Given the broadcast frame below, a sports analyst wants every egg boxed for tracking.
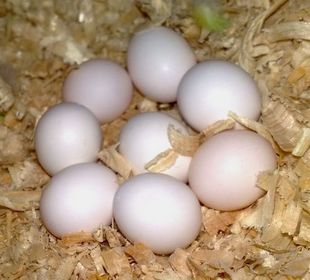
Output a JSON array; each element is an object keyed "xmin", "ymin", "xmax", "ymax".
[
  {"xmin": 119, "ymin": 112, "xmax": 191, "ymax": 182},
  {"xmin": 113, "ymin": 173, "xmax": 202, "ymax": 254},
  {"xmin": 62, "ymin": 58, "xmax": 133, "ymax": 123},
  {"xmin": 177, "ymin": 59, "xmax": 262, "ymax": 131},
  {"xmin": 188, "ymin": 130, "xmax": 277, "ymax": 211},
  {"xmin": 127, "ymin": 26, "xmax": 196, "ymax": 103},
  {"xmin": 35, "ymin": 102, "xmax": 102, "ymax": 175},
  {"xmin": 40, "ymin": 162, "xmax": 118, "ymax": 238}
]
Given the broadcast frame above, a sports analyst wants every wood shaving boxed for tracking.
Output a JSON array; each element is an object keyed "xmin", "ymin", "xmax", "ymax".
[
  {"xmin": 0, "ymin": 75, "xmax": 15, "ymax": 114},
  {"xmin": 98, "ymin": 145, "xmax": 134, "ymax": 180},
  {"xmin": 8, "ymin": 160, "xmax": 49, "ymax": 190},
  {"xmin": 201, "ymin": 118, "xmax": 235, "ymax": 139},
  {"xmin": 0, "ymin": 125, "xmax": 28, "ymax": 165},
  {"xmin": 145, "ymin": 149, "xmax": 179, "ymax": 173},
  {"xmin": 167, "ymin": 124, "xmax": 200, "ymax": 156},
  {"xmin": 101, "ymin": 247, "xmax": 131, "ymax": 278},
  {"xmin": 263, "ymin": 21, "xmax": 310, "ymax": 42},
  {"xmin": 59, "ymin": 232, "xmax": 95, "ymax": 246},
  {"xmin": 261, "ymin": 96, "xmax": 309, "ymax": 155},
  {"xmin": 229, "ymin": 111, "xmax": 281, "ymax": 154},
  {"xmin": 0, "ymin": 190, "xmax": 40, "ymax": 211}
]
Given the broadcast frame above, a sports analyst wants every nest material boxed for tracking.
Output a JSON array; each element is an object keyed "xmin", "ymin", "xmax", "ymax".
[{"xmin": 0, "ymin": 0, "xmax": 310, "ymax": 279}]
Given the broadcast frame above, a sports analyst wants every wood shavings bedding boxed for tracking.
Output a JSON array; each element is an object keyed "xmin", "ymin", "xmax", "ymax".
[{"xmin": 0, "ymin": 0, "xmax": 310, "ymax": 279}]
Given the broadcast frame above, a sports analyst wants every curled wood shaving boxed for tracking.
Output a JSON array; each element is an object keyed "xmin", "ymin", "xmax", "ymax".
[
  {"xmin": 261, "ymin": 97, "xmax": 308, "ymax": 155},
  {"xmin": 292, "ymin": 128, "xmax": 310, "ymax": 157},
  {"xmin": 98, "ymin": 145, "xmax": 134, "ymax": 179},
  {"xmin": 0, "ymin": 190, "xmax": 40, "ymax": 211},
  {"xmin": 228, "ymin": 111, "xmax": 281, "ymax": 154},
  {"xmin": 239, "ymin": 172, "xmax": 278, "ymax": 229},
  {"xmin": 167, "ymin": 124, "xmax": 200, "ymax": 156},
  {"xmin": 263, "ymin": 21, "xmax": 310, "ymax": 42},
  {"xmin": 238, "ymin": 0, "xmax": 288, "ymax": 73},
  {"xmin": 201, "ymin": 118, "xmax": 235, "ymax": 141},
  {"xmin": 145, "ymin": 148, "xmax": 179, "ymax": 173}
]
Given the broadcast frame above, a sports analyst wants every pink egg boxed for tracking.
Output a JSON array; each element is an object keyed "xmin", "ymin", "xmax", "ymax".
[
  {"xmin": 188, "ymin": 130, "xmax": 277, "ymax": 211},
  {"xmin": 63, "ymin": 59, "xmax": 133, "ymax": 123}
]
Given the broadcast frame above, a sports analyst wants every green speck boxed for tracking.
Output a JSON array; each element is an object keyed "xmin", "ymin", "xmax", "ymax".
[{"xmin": 193, "ymin": 0, "xmax": 229, "ymax": 32}]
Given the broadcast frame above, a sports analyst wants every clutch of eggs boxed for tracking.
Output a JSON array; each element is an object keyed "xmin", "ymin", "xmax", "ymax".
[{"xmin": 35, "ymin": 25, "xmax": 279, "ymax": 255}]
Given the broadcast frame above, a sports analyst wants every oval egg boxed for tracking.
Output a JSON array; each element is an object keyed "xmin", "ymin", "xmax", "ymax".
[
  {"xmin": 188, "ymin": 130, "xmax": 277, "ymax": 211},
  {"xmin": 63, "ymin": 58, "xmax": 133, "ymax": 123},
  {"xmin": 35, "ymin": 102, "xmax": 102, "ymax": 175},
  {"xmin": 113, "ymin": 173, "xmax": 202, "ymax": 254},
  {"xmin": 40, "ymin": 162, "xmax": 118, "ymax": 238},
  {"xmin": 177, "ymin": 59, "xmax": 262, "ymax": 131},
  {"xmin": 127, "ymin": 26, "xmax": 196, "ymax": 103}
]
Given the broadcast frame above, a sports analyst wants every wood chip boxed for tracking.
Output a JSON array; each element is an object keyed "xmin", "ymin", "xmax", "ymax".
[
  {"xmin": 98, "ymin": 145, "xmax": 134, "ymax": 179},
  {"xmin": 145, "ymin": 149, "xmax": 179, "ymax": 173}
]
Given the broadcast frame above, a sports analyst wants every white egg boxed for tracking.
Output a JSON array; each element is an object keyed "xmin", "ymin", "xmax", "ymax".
[
  {"xmin": 35, "ymin": 102, "xmax": 102, "ymax": 175},
  {"xmin": 177, "ymin": 59, "xmax": 262, "ymax": 131},
  {"xmin": 189, "ymin": 130, "xmax": 277, "ymax": 211},
  {"xmin": 63, "ymin": 58, "xmax": 133, "ymax": 123},
  {"xmin": 40, "ymin": 162, "xmax": 118, "ymax": 238},
  {"xmin": 113, "ymin": 173, "xmax": 202, "ymax": 254},
  {"xmin": 127, "ymin": 26, "xmax": 196, "ymax": 103},
  {"xmin": 119, "ymin": 112, "xmax": 191, "ymax": 182}
]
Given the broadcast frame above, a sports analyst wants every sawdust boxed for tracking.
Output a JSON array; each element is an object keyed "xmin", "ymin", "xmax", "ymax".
[{"xmin": 0, "ymin": 0, "xmax": 309, "ymax": 279}]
